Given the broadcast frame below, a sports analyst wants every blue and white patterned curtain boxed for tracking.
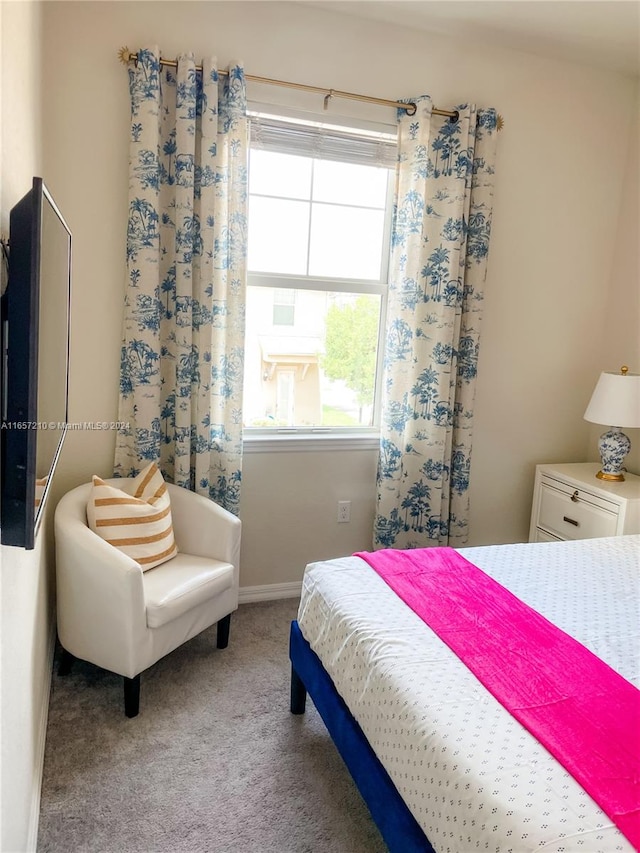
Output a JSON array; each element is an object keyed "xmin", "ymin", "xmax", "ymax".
[
  {"xmin": 115, "ymin": 47, "xmax": 248, "ymax": 515},
  {"xmin": 375, "ymin": 97, "xmax": 498, "ymax": 549}
]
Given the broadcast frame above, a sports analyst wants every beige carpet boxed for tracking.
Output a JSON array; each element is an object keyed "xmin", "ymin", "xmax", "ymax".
[{"xmin": 36, "ymin": 598, "xmax": 386, "ymax": 853}]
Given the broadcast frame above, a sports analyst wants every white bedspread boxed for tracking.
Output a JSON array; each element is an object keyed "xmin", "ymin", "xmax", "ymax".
[{"xmin": 297, "ymin": 535, "xmax": 640, "ymax": 853}]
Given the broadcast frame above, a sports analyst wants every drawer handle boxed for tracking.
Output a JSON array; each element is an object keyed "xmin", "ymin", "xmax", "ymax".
[
  {"xmin": 563, "ymin": 516, "xmax": 579, "ymax": 527},
  {"xmin": 570, "ymin": 490, "xmax": 579, "ymax": 503}
]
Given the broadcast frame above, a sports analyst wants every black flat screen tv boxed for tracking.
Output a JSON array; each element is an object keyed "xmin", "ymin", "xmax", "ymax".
[{"xmin": 1, "ymin": 177, "xmax": 72, "ymax": 548}]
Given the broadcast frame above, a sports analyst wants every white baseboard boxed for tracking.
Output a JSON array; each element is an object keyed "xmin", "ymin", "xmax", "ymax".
[
  {"xmin": 239, "ymin": 581, "xmax": 302, "ymax": 603},
  {"xmin": 27, "ymin": 618, "xmax": 56, "ymax": 853}
]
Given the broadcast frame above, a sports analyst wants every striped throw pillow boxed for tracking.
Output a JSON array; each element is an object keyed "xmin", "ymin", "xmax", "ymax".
[
  {"xmin": 35, "ymin": 476, "xmax": 48, "ymax": 511},
  {"xmin": 86, "ymin": 462, "xmax": 178, "ymax": 570}
]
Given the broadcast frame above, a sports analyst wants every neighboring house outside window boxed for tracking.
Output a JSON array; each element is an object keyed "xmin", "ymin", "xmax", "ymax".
[{"xmin": 244, "ymin": 110, "xmax": 396, "ymax": 437}]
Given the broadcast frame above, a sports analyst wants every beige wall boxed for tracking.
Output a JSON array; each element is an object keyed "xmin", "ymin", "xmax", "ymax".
[
  {"xmin": 39, "ymin": 1, "xmax": 638, "ymax": 587},
  {"xmin": 587, "ymin": 95, "xmax": 640, "ymax": 475},
  {"xmin": 0, "ymin": 5, "xmax": 55, "ymax": 852},
  {"xmin": 242, "ymin": 446, "xmax": 378, "ymax": 586}
]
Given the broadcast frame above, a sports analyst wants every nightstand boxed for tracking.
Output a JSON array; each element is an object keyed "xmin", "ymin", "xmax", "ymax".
[{"xmin": 529, "ymin": 462, "xmax": 640, "ymax": 543}]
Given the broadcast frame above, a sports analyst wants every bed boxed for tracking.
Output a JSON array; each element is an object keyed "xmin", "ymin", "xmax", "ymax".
[{"xmin": 289, "ymin": 535, "xmax": 639, "ymax": 853}]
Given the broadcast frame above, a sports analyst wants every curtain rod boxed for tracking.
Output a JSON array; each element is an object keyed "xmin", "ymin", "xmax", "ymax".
[{"xmin": 118, "ymin": 47, "xmax": 461, "ymax": 121}]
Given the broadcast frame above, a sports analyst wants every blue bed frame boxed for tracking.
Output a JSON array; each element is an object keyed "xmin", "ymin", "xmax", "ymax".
[{"xmin": 289, "ymin": 619, "xmax": 435, "ymax": 853}]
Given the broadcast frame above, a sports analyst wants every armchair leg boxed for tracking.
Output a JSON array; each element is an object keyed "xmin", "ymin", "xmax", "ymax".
[
  {"xmin": 217, "ymin": 613, "xmax": 231, "ymax": 649},
  {"xmin": 123, "ymin": 675, "xmax": 140, "ymax": 718},
  {"xmin": 58, "ymin": 649, "xmax": 75, "ymax": 676}
]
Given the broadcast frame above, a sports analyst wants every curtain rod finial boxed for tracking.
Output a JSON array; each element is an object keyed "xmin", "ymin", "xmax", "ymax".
[
  {"xmin": 497, "ymin": 114, "xmax": 505, "ymax": 131},
  {"xmin": 118, "ymin": 46, "xmax": 131, "ymax": 65}
]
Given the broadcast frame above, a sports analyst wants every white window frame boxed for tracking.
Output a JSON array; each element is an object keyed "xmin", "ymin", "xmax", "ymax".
[{"xmin": 243, "ymin": 106, "xmax": 397, "ymax": 452}]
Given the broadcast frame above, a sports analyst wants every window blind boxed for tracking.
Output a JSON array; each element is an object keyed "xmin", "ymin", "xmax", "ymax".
[{"xmin": 249, "ymin": 114, "xmax": 398, "ymax": 169}]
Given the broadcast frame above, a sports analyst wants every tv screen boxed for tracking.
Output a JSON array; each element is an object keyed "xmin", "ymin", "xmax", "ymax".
[{"xmin": 1, "ymin": 177, "xmax": 71, "ymax": 548}]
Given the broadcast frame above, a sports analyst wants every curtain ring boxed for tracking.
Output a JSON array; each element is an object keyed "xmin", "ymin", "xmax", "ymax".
[{"xmin": 405, "ymin": 102, "xmax": 417, "ymax": 117}]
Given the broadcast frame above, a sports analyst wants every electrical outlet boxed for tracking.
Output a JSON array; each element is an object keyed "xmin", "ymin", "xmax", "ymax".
[{"xmin": 337, "ymin": 500, "xmax": 351, "ymax": 523}]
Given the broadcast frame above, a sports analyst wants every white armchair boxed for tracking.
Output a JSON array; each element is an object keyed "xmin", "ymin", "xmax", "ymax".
[{"xmin": 54, "ymin": 478, "xmax": 241, "ymax": 717}]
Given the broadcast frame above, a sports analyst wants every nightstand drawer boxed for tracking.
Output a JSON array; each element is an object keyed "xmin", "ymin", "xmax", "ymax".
[
  {"xmin": 538, "ymin": 480, "xmax": 618, "ymax": 540},
  {"xmin": 533, "ymin": 528, "xmax": 563, "ymax": 543}
]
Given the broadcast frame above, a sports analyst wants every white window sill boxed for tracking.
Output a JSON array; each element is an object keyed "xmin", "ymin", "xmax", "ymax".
[{"xmin": 242, "ymin": 432, "xmax": 380, "ymax": 453}]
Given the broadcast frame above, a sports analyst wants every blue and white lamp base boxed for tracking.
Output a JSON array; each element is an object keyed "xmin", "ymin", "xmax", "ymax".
[{"xmin": 596, "ymin": 427, "xmax": 631, "ymax": 481}]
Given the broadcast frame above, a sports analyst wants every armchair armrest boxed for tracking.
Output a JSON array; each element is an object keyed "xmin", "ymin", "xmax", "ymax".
[
  {"xmin": 55, "ymin": 486, "xmax": 148, "ymax": 676},
  {"xmin": 166, "ymin": 484, "xmax": 241, "ymax": 569}
]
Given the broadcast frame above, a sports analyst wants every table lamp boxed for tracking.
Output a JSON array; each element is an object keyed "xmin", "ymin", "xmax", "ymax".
[{"xmin": 583, "ymin": 366, "xmax": 640, "ymax": 481}]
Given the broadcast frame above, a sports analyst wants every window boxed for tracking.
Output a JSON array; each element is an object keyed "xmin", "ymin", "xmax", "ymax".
[
  {"xmin": 243, "ymin": 111, "xmax": 396, "ymax": 434},
  {"xmin": 273, "ymin": 288, "xmax": 295, "ymax": 326}
]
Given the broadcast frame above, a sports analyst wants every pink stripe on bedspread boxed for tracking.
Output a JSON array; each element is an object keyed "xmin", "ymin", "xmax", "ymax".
[{"xmin": 354, "ymin": 547, "xmax": 640, "ymax": 849}]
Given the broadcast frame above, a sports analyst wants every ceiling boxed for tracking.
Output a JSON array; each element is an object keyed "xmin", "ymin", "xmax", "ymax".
[{"xmin": 306, "ymin": 1, "xmax": 640, "ymax": 77}]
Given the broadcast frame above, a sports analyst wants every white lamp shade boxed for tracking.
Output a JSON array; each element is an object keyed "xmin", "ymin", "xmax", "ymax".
[{"xmin": 583, "ymin": 371, "xmax": 640, "ymax": 428}]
